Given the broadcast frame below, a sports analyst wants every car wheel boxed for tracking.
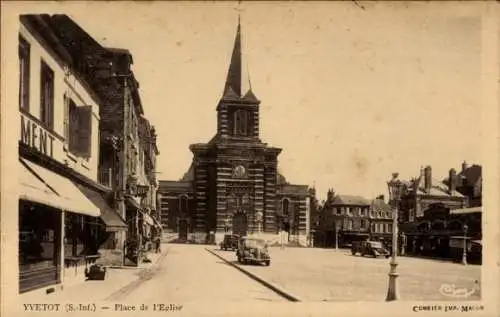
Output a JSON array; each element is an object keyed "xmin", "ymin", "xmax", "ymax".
[
  {"xmin": 264, "ymin": 260, "xmax": 270, "ymax": 266},
  {"xmin": 351, "ymin": 250, "xmax": 356, "ymax": 255}
]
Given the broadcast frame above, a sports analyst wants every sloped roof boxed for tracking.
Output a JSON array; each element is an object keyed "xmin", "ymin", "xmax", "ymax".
[
  {"xmin": 180, "ymin": 163, "xmax": 195, "ymax": 182},
  {"xmin": 221, "ymin": 17, "xmax": 259, "ymax": 103},
  {"xmin": 277, "ymin": 172, "xmax": 288, "ymax": 185},
  {"xmin": 410, "ymin": 175, "xmax": 464, "ymax": 198},
  {"xmin": 330, "ymin": 195, "xmax": 371, "ymax": 206},
  {"xmin": 370, "ymin": 198, "xmax": 392, "ymax": 214},
  {"xmin": 458, "ymin": 165, "xmax": 482, "ymax": 187},
  {"xmin": 281, "ymin": 184, "xmax": 308, "ymax": 196}
]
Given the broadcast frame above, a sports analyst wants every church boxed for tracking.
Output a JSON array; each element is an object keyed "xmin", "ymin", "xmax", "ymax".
[{"xmin": 158, "ymin": 20, "xmax": 311, "ymax": 246}]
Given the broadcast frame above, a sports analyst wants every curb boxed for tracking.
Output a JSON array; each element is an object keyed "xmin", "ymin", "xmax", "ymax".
[{"xmin": 205, "ymin": 248, "xmax": 301, "ymax": 302}]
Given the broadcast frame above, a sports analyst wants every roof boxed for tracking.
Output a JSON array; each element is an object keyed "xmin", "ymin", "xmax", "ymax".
[
  {"xmin": 221, "ymin": 18, "xmax": 259, "ymax": 103},
  {"xmin": 330, "ymin": 195, "xmax": 371, "ymax": 206},
  {"xmin": 370, "ymin": 198, "xmax": 392, "ymax": 214},
  {"xmin": 277, "ymin": 172, "xmax": 288, "ymax": 185},
  {"xmin": 280, "ymin": 184, "xmax": 308, "ymax": 196},
  {"xmin": 158, "ymin": 180, "xmax": 193, "ymax": 192},
  {"xmin": 459, "ymin": 165, "xmax": 482, "ymax": 186},
  {"xmin": 180, "ymin": 163, "xmax": 195, "ymax": 182},
  {"xmin": 409, "ymin": 175, "xmax": 464, "ymax": 198}
]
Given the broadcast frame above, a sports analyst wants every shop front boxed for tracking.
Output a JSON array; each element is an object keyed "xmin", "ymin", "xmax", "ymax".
[{"xmin": 18, "ymin": 158, "xmax": 101, "ymax": 293}]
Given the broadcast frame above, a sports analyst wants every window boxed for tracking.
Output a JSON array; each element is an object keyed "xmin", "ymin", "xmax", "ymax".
[
  {"xmin": 64, "ymin": 96, "xmax": 93, "ymax": 158},
  {"xmin": 40, "ymin": 61, "xmax": 54, "ymax": 129},
  {"xmin": 282, "ymin": 199, "xmax": 290, "ymax": 216},
  {"xmin": 179, "ymin": 195, "xmax": 188, "ymax": 214},
  {"xmin": 234, "ymin": 110, "xmax": 248, "ymax": 136},
  {"xmin": 388, "ymin": 223, "xmax": 393, "ymax": 233},
  {"xmin": 348, "ymin": 219, "xmax": 353, "ymax": 231},
  {"xmin": 336, "ymin": 207, "xmax": 341, "ymax": 215},
  {"xmin": 371, "ymin": 222, "xmax": 376, "ymax": 233},
  {"xmin": 67, "ymin": 98, "xmax": 79, "ymax": 151},
  {"xmin": 19, "ymin": 35, "xmax": 30, "ymax": 111},
  {"xmin": 360, "ymin": 219, "xmax": 366, "ymax": 229}
]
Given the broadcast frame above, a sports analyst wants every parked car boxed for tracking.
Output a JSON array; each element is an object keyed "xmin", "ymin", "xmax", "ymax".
[
  {"xmin": 236, "ymin": 236, "xmax": 270, "ymax": 266},
  {"xmin": 351, "ymin": 240, "xmax": 390, "ymax": 258},
  {"xmin": 220, "ymin": 234, "xmax": 239, "ymax": 251}
]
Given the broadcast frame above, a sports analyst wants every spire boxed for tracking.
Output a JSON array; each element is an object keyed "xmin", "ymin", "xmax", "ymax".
[{"xmin": 222, "ymin": 15, "xmax": 255, "ymax": 101}]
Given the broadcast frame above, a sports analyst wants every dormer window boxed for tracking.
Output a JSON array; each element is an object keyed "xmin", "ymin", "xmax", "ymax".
[{"xmin": 234, "ymin": 110, "xmax": 248, "ymax": 136}]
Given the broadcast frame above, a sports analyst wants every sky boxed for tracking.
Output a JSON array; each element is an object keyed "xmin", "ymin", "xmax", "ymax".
[{"xmin": 15, "ymin": 2, "xmax": 485, "ymax": 200}]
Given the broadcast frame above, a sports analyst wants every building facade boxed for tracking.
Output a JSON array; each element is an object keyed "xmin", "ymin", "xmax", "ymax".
[
  {"xmin": 17, "ymin": 14, "xmax": 115, "ymax": 294},
  {"xmin": 398, "ymin": 165, "xmax": 470, "ymax": 260},
  {"xmin": 158, "ymin": 21, "xmax": 309, "ymax": 245},
  {"xmin": 15, "ymin": 14, "xmax": 162, "ymax": 299},
  {"xmin": 368, "ymin": 195, "xmax": 394, "ymax": 244}
]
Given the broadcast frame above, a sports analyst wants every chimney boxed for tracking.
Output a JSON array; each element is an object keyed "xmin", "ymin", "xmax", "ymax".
[
  {"xmin": 420, "ymin": 166, "xmax": 425, "ymax": 179},
  {"xmin": 424, "ymin": 166, "xmax": 432, "ymax": 193},
  {"xmin": 376, "ymin": 194, "xmax": 385, "ymax": 202},
  {"xmin": 448, "ymin": 168, "xmax": 457, "ymax": 194}
]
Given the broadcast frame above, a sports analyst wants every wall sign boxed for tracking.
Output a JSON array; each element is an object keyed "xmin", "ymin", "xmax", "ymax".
[{"xmin": 20, "ymin": 114, "xmax": 55, "ymax": 158}]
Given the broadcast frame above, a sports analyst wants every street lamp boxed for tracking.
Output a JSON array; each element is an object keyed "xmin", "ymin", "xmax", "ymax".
[
  {"xmin": 462, "ymin": 224, "xmax": 468, "ymax": 265},
  {"xmin": 335, "ymin": 221, "xmax": 340, "ymax": 250},
  {"xmin": 386, "ymin": 172, "xmax": 403, "ymax": 302}
]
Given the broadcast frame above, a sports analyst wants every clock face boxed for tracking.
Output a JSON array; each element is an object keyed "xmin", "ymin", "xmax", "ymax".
[{"xmin": 233, "ymin": 165, "xmax": 247, "ymax": 178}]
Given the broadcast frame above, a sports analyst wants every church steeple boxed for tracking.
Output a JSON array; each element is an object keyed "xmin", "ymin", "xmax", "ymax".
[
  {"xmin": 216, "ymin": 16, "xmax": 260, "ymax": 141},
  {"xmin": 222, "ymin": 16, "xmax": 258, "ymax": 102}
]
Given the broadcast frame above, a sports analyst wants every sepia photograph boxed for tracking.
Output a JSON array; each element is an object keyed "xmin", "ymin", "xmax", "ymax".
[{"xmin": 1, "ymin": 1, "xmax": 499, "ymax": 317}]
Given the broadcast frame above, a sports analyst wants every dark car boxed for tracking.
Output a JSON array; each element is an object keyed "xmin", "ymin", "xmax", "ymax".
[
  {"xmin": 220, "ymin": 234, "xmax": 239, "ymax": 251},
  {"xmin": 351, "ymin": 241, "xmax": 390, "ymax": 258},
  {"xmin": 236, "ymin": 236, "xmax": 270, "ymax": 266}
]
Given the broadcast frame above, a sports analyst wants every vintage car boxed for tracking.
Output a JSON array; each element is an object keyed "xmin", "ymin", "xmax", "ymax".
[
  {"xmin": 351, "ymin": 240, "xmax": 390, "ymax": 258},
  {"xmin": 220, "ymin": 234, "xmax": 239, "ymax": 251},
  {"xmin": 236, "ymin": 236, "xmax": 271, "ymax": 266}
]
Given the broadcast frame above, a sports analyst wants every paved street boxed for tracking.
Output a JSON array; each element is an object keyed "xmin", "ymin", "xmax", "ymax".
[
  {"xmin": 115, "ymin": 244, "xmax": 284, "ymax": 303},
  {"xmin": 211, "ymin": 246, "xmax": 481, "ymax": 302}
]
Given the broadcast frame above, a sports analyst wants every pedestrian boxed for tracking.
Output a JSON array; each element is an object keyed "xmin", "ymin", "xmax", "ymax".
[{"xmin": 155, "ymin": 236, "xmax": 161, "ymax": 253}]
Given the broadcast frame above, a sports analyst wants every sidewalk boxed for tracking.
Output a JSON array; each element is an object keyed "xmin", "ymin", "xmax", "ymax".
[{"xmin": 20, "ymin": 248, "xmax": 166, "ymax": 303}]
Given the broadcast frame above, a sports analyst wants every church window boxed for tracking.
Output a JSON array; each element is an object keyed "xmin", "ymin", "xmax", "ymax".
[
  {"xmin": 179, "ymin": 195, "xmax": 188, "ymax": 214},
  {"xmin": 282, "ymin": 199, "xmax": 290, "ymax": 216},
  {"xmin": 234, "ymin": 110, "xmax": 248, "ymax": 136}
]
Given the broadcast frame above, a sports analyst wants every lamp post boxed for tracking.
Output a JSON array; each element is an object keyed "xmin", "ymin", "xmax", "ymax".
[
  {"xmin": 462, "ymin": 224, "xmax": 468, "ymax": 265},
  {"xmin": 386, "ymin": 172, "xmax": 403, "ymax": 301},
  {"xmin": 335, "ymin": 221, "xmax": 340, "ymax": 250}
]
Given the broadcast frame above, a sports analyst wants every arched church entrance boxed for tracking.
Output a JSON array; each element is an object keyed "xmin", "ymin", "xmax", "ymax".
[
  {"xmin": 178, "ymin": 220, "xmax": 188, "ymax": 241},
  {"xmin": 232, "ymin": 212, "xmax": 248, "ymax": 237}
]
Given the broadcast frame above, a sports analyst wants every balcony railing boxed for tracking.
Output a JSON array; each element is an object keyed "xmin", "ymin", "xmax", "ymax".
[{"xmin": 99, "ymin": 167, "xmax": 113, "ymax": 188}]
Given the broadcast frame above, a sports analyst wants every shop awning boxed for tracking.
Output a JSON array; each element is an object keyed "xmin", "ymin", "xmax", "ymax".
[
  {"xmin": 19, "ymin": 159, "xmax": 60, "ymax": 207},
  {"xmin": 74, "ymin": 183, "xmax": 127, "ymax": 231},
  {"xmin": 450, "ymin": 207, "xmax": 482, "ymax": 214},
  {"xmin": 20, "ymin": 159, "xmax": 100, "ymax": 217}
]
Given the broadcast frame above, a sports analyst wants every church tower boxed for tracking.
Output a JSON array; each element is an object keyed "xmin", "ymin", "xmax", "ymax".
[
  {"xmin": 160, "ymin": 16, "xmax": 308, "ymax": 245},
  {"xmin": 216, "ymin": 19, "xmax": 261, "ymax": 142}
]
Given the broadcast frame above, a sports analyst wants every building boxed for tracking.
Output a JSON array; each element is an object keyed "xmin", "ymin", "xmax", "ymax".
[
  {"xmin": 16, "ymin": 14, "xmax": 119, "ymax": 295},
  {"xmin": 158, "ymin": 21, "xmax": 310, "ymax": 246},
  {"xmin": 444, "ymin": 161, "xmax": 482, "ymax": 208},
  {"xmin": 398, "ymin": 165, "xmax": 469, "ymax": 259},
  {"xmin": 368, "ymin": 195, "xmax": 393, "ymax": 243},
  {"xmin": 316, "ymin": 190, "xmax": 372, "ymax": 248}
]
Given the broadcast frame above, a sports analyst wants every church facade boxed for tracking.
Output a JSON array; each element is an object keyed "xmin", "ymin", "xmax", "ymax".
[{"xmin": 158, "ymin": 22, "xmax": 310, "ymax": 245}]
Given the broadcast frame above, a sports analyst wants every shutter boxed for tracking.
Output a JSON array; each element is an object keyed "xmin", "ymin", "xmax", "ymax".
[
  {"xmin": 63, "ymin": 94, "xmax": 69, "ymax": 141},
  {"xmin": 77, "ymin": 106, "xmax": 93, "ymax": 158}
]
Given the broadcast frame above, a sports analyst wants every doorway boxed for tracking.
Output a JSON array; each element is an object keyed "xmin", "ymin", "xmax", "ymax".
[{"xmin": 232, "ymin": 212, "xmax": 248, "ymax": 237}]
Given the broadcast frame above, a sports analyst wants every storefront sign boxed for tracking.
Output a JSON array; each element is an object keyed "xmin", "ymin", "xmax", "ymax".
[{"xmin": 20, "ymin": 114, "xmax": 55, "ymax": 158}]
